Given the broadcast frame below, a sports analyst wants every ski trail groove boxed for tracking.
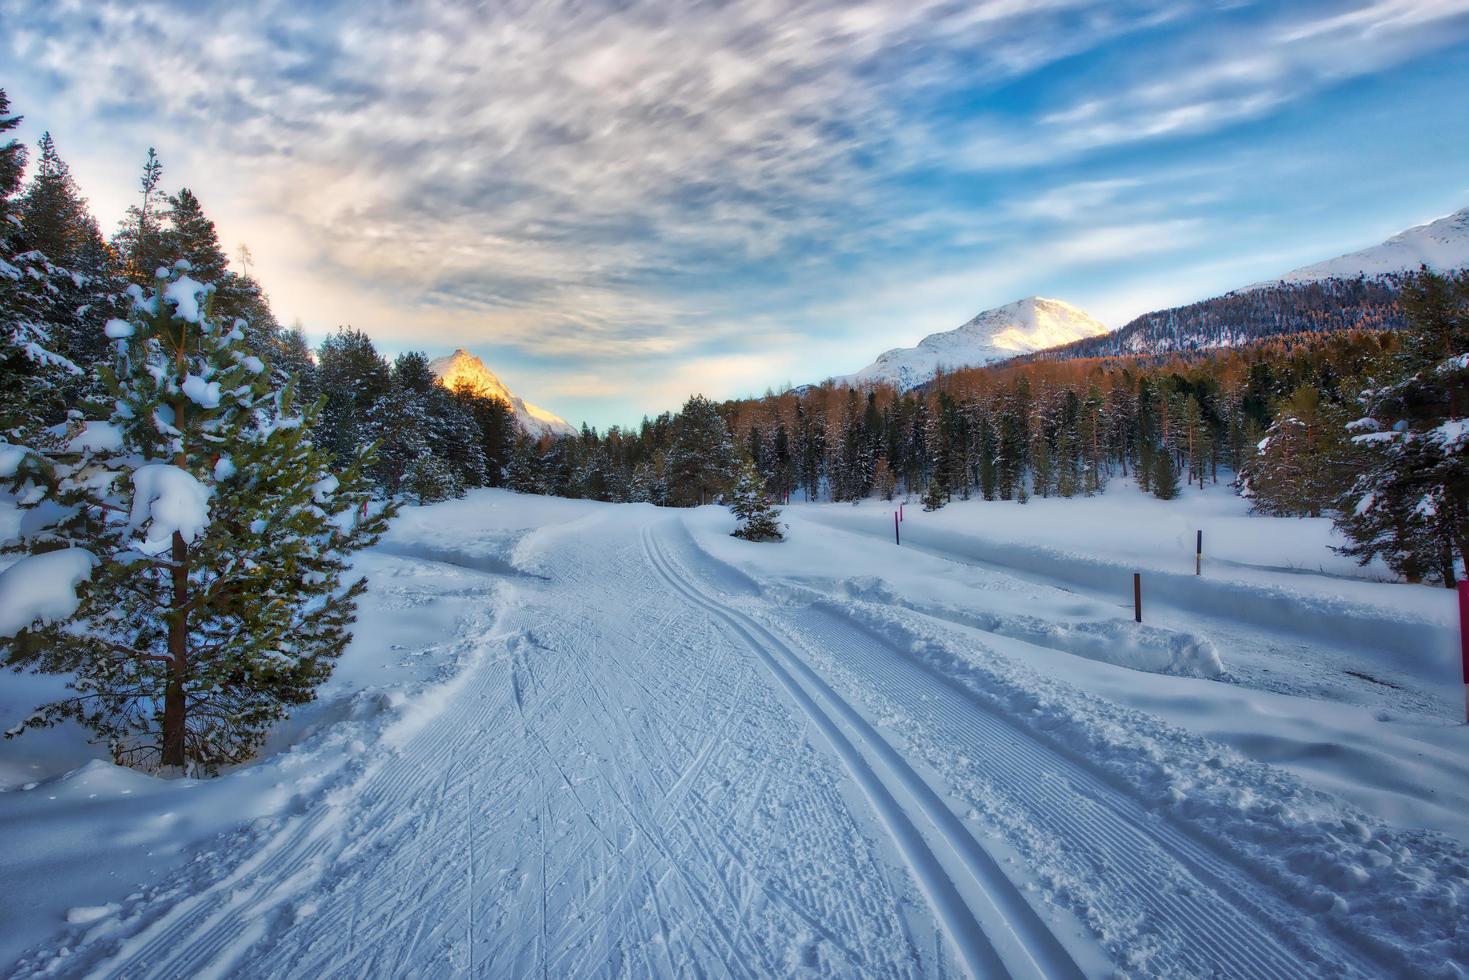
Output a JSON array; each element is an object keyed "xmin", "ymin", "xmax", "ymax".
[
  {"xmin": 647, "ymin": 519, "xmax": 1370, "ymax": 979},
  {"xmin": 643, "ymin": 523, "xmax": 1077, "ymax": 980}
]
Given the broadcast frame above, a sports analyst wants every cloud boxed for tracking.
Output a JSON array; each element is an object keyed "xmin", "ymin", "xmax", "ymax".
[{"xmin": 5, "ymin": 0, "xmax": 1467, "ymax": 426}]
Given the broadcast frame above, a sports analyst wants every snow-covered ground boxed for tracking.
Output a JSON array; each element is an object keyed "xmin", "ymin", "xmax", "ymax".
[{"xmin": 2, "ymin": 488, "xmax": 1467, "ymax": 977}]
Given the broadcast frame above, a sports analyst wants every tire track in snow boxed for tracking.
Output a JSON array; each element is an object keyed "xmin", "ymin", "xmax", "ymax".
[{"xmin": 644, "ymin": 523, "xmax": 1078, "ymax": 980}]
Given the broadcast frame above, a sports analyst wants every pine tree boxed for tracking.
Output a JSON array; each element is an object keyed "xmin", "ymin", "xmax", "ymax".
[
  {"xmin": 921, "ymin": 475, "xmax": 947, "ymax": 511},
  {"xmin": 114, "ymin": 148, "xmax": 167, "ymax": 283},
  {"xmin": 1, "ymin": 263, "xmax": 391, "ymax": 773},
  {"xmin": 19, "ymin": 132, "xmax": 101, "ymax": 265},
  {"xmin": 1336, "ymin": 269, "xmax": 1469, "ymax": 584},
  {"xmin": 0, "ymin": 90, "xmax": 25, "ymax": 204},
  {"xmin": 1151, "ymin": 444, "xmax": 1180, "ymax": 500},
  {"xmin": 728, "ymin": 459, "xmax": 785, "ymax": 541},
  {"xmin": 1241, "ymin": 385, "xmax": 1356, "ymax": 517},
  {"xmin": 666, "ymin": 394, "xmax": 736, "ymax": 506}
]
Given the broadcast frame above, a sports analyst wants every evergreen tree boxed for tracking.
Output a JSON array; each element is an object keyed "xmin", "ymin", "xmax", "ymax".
[
  {"xmin": 19, "ymin": 132, "xmax": 101, "ymax": 265},
  {"xmin": 1242, "ymin": 385, "xmax": 1356, "ymax": 517},
  {"xmin": 114, "ymin": 148, "xmax": 167, "ymax": 283},
  {"xmin": 728, "ymin": 459, "xmax": 785, "ymax": 542},
  {"xmin": 0, "ymin": 90, "xmax": 25, "ymax": 204},
  {"xmin": 1336, "ymin": 269, "xmax": 1469, "ymax": 584},
  {"xmin": 1151, "ymin": 444, "xmax": 1180, "ymax": 500},
  {"xmin": 921, "ymin": 474, "xmax": 947, "ymax": 511},
  {"xmin": 666, "ymin": 395, "xmax": 736, "ymax": 506},
  {"xmin": 1, "ymin": 263, "xmax": 391, "ymax": 773}
]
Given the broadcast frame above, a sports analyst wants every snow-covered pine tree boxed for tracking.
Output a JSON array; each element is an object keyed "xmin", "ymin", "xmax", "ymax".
[
  {"xmin": 0, "ymin": 263, "xmax": 391, "ymax": 773},
  {"xmin": 1240, "ymin": 385, "xmax": 1355, "ymax": 517},
  {"xmin": 728, "ymin": 459, "xmax": 785, "ymax": 541},
  {"xmin": 921, "ymin": 474, "xmax": 947, "ymax": 511},
  {"xmin": 1336, "ymin": 269, "xmax": 1469, "ymax": 584}
]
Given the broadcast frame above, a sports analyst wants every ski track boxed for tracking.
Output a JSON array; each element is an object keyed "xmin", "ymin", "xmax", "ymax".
[
  {"xmin": 12, "ymin": 509, "xmax": 937, "ymax": 979},
  {"xmin": 8, "ymin": 506, "xmax": 1383, "ymax": 978},
  {"xmin": 643, "ymin": 518, "xmax": 1375, "ymax": 980}
]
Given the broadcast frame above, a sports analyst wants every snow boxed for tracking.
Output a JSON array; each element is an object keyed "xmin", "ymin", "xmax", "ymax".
[
  {"xmin": 63, "ymin": 421, "xmax": 122, "ymax": 455},
  {"xmin": 0, "ymin": 548, "xmax": 96, "ymax": 638},
  {"xmin": 161, "ymin": 276, "xmax": 209, "ymax": 323},
  {"xmin": 1260, "ymin": 205, "xmax": 1469, "ymax": 286},
  {"xmin": 102, "ymin": 319, "xmax": 133, "ymax": 340},
  {"xmin": 180, "ymin": 374, "xmax": 222, "ymax": 409},
  {"xmin": 831, "ymin": 297, "xmax": 1110, "ymax": 391},
  {"xmin": 1, "ymin": 488, "xmax": 1466, "ymax": 977},
  {"xmin": 427, "ymin": 348, "xmax": 577, "ymax": 438},
  {"xmin": 127, "ymin": 463, "xmax": 211, "ymax": 555},
  {"xmin": 0, "ymin": 442, "xmax": 33, "ymax": 478}
]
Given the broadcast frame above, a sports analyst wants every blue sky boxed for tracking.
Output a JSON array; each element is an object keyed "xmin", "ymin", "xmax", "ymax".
[{"xmin": 5, "ymin": 0, "xmax": 1469, "ymax": 428}]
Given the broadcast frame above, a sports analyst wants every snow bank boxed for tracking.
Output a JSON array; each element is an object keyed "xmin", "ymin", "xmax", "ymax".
[
  {"xmin": 128, "ymin": 463, "xmax": 210, "ymax": 554},
  {"xmin": 0, "ymin": 548, "xmax": 95, "ymax": 638},
  {"xmin": 810, "ymin": 593, "xmax": 1469, "ymax": 975}
]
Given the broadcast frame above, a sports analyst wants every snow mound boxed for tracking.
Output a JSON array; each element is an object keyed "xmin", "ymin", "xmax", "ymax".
[
  {"xmin": 427, "ymin": 348, "xmax": 575, "ymax": 438},
  {"xmin": 0, "ymin": 548, "xmax": 96, "ymax": 639},
  {"xmin": 832, "ymin": 297, "xmax": 1109, "ymax": 391},
  {"xmin": 128, "ymin": 464, "xmax": 211, "ymax": 555}
]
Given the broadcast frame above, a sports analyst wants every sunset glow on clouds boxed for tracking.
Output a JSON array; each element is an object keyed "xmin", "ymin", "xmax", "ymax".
[{"xmin": 5, "ymin": 0, "xmax": 1469, "ymax": 426}]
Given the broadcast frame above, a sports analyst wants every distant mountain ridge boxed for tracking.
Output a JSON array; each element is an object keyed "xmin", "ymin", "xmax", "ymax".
[
  {"xmin": 1259, "ymin": 206, "xmax": 1469, "ymax": 287},
  {"xmin": 428, "ymin": 349, "xmax": 576, "ymax": 438},
  {"xmin": 1024, "ymin": 204, "xmax": 1469, "ymax": 365},
  {"xmin": 831, "ymin": 296, "xmax": 1108, "ymax": 391}
]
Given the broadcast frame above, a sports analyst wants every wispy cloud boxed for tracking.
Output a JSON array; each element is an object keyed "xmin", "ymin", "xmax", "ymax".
[{"xmin": 5, "ymin": 0, "xmax": 1468, "ymax": 424}]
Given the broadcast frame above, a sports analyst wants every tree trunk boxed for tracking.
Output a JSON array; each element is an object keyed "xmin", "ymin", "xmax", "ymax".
[{"xmin": 161, "ymin": 529, "xmax": 190, "ymax": 768}]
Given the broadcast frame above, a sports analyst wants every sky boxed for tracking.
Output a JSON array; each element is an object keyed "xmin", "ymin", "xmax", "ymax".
[{"xmin": 5, "ymin": 0, "xmax": 1469, "ymax": 429}]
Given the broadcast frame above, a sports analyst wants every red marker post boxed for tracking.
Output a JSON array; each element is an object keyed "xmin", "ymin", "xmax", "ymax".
[{"xmin": 1459, "ymin": 581, "xmax": 1469, "ymax": 723}]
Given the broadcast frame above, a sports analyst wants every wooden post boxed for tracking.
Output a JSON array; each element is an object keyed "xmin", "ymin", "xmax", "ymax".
[
  {"xmin": 1196, "ymin": 529, "xmax": 1202, "ymax": 576},
  {"xmin": 1459, "ymin": 581, "xmax": 1469, "ymax": 723},
  {"xmin": 900, "ymin": 501, "xmax": 904, "ymax": 522},
  {"xmin": 894, "ymin": 511, "xmax": 901, "ymax": 546},
  {"xmin": 1133, "ymin": 573, "xmax": 1142, "ymax": 623}
]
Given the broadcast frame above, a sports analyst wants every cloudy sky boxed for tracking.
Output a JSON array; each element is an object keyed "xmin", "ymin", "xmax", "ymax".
[{"xmin": 5, "ymin": 0, "xmax": 1469, "ymax": 427}]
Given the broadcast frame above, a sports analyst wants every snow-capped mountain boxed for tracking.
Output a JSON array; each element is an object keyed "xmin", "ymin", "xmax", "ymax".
[
  {"xmin": 1262, "ymin": 206, "xmax": 1469, "ymax": 286},
  {"xmin": 428, "ymin": 349, "xmax": 576, "ymax": 439},
  {"xmin": 832, "ymin": 297, "xmax": 1109, "ymax": 391}
]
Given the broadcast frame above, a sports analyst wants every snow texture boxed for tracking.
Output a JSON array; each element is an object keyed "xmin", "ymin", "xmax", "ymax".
[
  {"xmin": 831, "ymin": 296, "xmax": 1109, "ymax": 391},
  {"xmin": 1, "ymin": 489, "xmax": 1466, "ymax": 978},
  {"xmin": 127, "ymin": 463, "xmax": 211, "ymax": 555},
  {"xmin": 1261, "ymin": 205, "xmax": 1469, "ymax": 286},
  {"xmin": 0, "ymin": 548, "xmax": 96, "ymax": 638},
  {"xmin": 161, "ymin": 276, "xmax": 209, "ymax": 323}
]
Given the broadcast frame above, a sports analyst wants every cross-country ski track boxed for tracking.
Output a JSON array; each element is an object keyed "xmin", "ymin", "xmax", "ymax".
[{"xmin": 5, "ymin": 502, "xmax": 1451, "ymax": 978}]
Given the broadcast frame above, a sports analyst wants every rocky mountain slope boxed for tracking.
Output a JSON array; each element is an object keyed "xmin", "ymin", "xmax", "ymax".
[{"xmin": 428, "ymin": 348, "xmax": 576, "ymax": 438}]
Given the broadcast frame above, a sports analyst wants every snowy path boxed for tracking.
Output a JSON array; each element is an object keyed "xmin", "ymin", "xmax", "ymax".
[{"xmin": 9, "ymin": 502, "xmax": 1452, "ymax": 977}]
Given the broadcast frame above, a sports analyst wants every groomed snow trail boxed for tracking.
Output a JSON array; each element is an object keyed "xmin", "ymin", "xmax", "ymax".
[
  {"xmin": 11, "ymin": 505, "xmax": 1387, "ymax": 978},
  {"xmin": 643, "ymin": 519, "xmax": 1377, "ymax": 979}
]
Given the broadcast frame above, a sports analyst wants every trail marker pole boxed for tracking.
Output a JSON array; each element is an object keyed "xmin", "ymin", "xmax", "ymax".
[
  {"xmin": 895, "ymin": 511, "xmax": 901, "ymax": 546},
  {"xmin": 1196, "ymin": 530, "xmax": 1203, "ymax": 576},
  {"xmin": 900, "ymin": 501, "xmax": 904, "ymax": 522},
  {"xmin": 1459, "ymin": 581, "xmax": 1469, "ymax": 723},
  {"xmin": 1133, "ymin": 573, "xmax": 1142, "ymax": 623}
]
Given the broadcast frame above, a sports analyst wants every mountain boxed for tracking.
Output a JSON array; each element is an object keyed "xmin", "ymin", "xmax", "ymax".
[
  {"xmin": 1262, "ymin": 206, "xmax": 1469, "ymax": 286},
  {"xmin": 832, "ymin": 297, "xmax": 1109, "ymax": 390},
  {"xmin": 428, "ymin": 349, "xmax": 576, "ymax": 439},
  {"xmin": 1026, "ymin": 206, "xmax": 1469, "ymax": 364}
]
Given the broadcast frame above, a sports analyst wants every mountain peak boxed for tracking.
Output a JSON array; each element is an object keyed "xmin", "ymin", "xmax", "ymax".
[
  {"xmin": 427, "ymin": 348, "xmax": 575, "ymax": 439},
  {"xmin": 832, "ymin": 296, "xmax": 1108, "ymax": 391},
  {"xmin": 1262, "ymin": 205, "xmax": 1469, "ymax": 287}
]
